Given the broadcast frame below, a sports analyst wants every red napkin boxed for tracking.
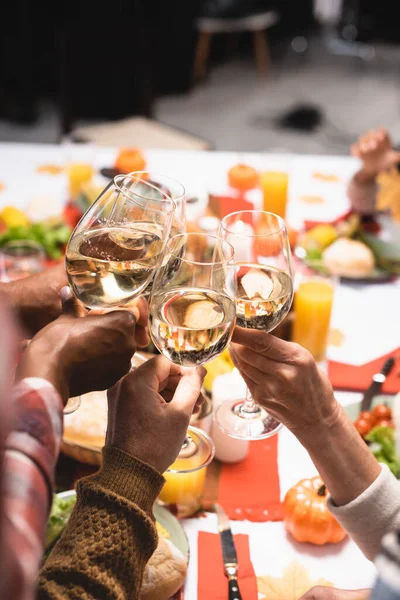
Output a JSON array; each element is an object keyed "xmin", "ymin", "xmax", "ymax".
[
  {"xmin": 214, "ymin": 194, "xmax": 254, "ymax": 220},
  {"xmin": 198, "ymin": 532, "xmax": 258, "ymax": 600},
  {"xmin": 328, "ymin": 347, "xmax": 400, "ymax": 394},
  {"xmin": 203, "ymin": 436, "xmax": 283, "ymax": 522}
]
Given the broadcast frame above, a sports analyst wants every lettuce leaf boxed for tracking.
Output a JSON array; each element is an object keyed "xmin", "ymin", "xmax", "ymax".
[{"xmin": 365, "ymin": 426, "xmax": 400, "ymax": 478}]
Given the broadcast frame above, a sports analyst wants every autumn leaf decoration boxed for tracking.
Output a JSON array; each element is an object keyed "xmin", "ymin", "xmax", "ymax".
[
  {"xmin": 257, "ymin": 561, "xmax": 333, "ymax": 600},
  {"xmin": 376, "ymin": 168, "xmax": 400, "ymax": 222}
]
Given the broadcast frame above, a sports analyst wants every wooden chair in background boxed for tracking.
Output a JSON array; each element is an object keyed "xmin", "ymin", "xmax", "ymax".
[{"xmin": 192, "ymin": 10, "xmax": 280, "ymax": 83}]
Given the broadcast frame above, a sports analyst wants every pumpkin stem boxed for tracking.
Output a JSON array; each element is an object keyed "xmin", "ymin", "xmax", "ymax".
[{"xmin": 317, "ymin": 485, "xmax": 327, "ymax": 497}]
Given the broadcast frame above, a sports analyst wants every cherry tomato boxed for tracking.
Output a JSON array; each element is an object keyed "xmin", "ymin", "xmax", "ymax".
[
  {"xmin": 359, "ymin": 411, "xmax": 375, "ymax": 426},
  {"xmin": 373, "ymin": 405, "xmax": 392, "ymax": 421},
  {"xmin": 354, "ymin": 418, "xmax": 372, "ymax": 437},
  {"xmin": 375, "ymin": 418, "xmax": 394, "ymax": 429}
]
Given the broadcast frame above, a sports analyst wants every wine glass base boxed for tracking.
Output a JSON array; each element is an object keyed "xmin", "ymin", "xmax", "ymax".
[
  {"xmin": 167, "ymin": 426, "xmax": 215, "ymax": 473},
  {"xmin": 215, "ymin": 399, "xmax": 283, "ymax": 440},
  {"xmin": 63, "ymin": 396, "xmax": 81, "ymax": 415}
]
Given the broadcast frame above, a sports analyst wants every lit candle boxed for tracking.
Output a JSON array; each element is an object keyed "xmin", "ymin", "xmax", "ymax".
[{"xmin": 227, "ymin": 220, "xmax": 254, "ymax": 262}]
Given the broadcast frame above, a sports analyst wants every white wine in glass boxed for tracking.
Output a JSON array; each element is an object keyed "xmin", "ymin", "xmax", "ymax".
[
  {"xmin": 127, "ymin": 172, "xmax": 186, "ymax": 296},
  {"xmin": 150, "ymin": 288, "xmax": 236, "ymax": 366},
  {"xmin": 150, "ymin": 233, "xmax": 236, "ymax": 367},
  {"xmin": 149, "ymin": 232, "xmax": 236, "ymax": 471},
  {"xmin": 215, "ymin": 210, "xmax": 294, "ymax": 440},
  {"xmin": 65, "ymin": 174, "xmax": 176, "ymax": 310}
]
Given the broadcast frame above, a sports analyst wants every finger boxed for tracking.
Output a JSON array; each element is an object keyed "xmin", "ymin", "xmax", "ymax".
[
  {"xmin": 230, "ymin": 343, "xmax": 279, "ymax": 373},
  {"xmin": 232, "ymin": 327, "xmax": 301, "ymax": 363},
  {"xmin": 60, "ymin": 286, "xmax": 86, "ymax": 317},
  {"xmin": 135, "ymin": 324, "xmax": 150, "ymax": 348},
  {"xmin": 90, "ymin": 304, "xmax": 141, "ymax": 322},
  {"xmin": 170, "ymin": 367, "xmax": 206, "ymax": 414},
  {"xmin": 299, "ymin": 587, "xmax": 371, "ymax": 600},
  {"xmin": 134, "ymin": 296, "xmax": 149, "ymax": 328},
  {"xmin": 230, "ymin": 345, "xmax": 268, "ymax": 387},
  {"xmin": 133, "ymin": 355, "xmax": 182, "ymax": 392}
]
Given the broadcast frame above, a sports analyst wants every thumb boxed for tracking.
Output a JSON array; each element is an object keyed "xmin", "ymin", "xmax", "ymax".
[
  {"xmin": 60, "ymin": 286, "xmax": 86, "ymax": 318},
  {"xmin": 171, "ymin": 367, "xmax": 206, "ymax": 415}
]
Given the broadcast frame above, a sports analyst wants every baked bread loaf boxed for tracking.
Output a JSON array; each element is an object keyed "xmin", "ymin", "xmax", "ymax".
[
  {"xmin": 140, "ymin": 537, "xmax": 187, "ymax": 600},
  {"xmin": 322, "ymin": 238, "xmax": 375, "ymax": 278},
  {"xmin": 63, "ymin": 390, "xmax": 107, "ymax": 448}
]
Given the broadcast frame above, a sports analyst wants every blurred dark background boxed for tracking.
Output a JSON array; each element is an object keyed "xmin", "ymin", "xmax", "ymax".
[{"xmin": 1, "ymin": 0, "xmax": 400, "ymax": 151}]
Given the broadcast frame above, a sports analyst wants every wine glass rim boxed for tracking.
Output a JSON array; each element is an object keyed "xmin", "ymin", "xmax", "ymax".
[
  {"xmin": 167, "ymin": 233, "xmax": 235, "ymax": 266},
  {"xmin": 1, "ymin": 239, "xmax": 46, "ymax": 256},
  {"xmin": 127, "ymin": 171, "xmax": 185, "ymax": 200},
  {"xmin": 220, "ymin": 210, "xmax": 286, "ymax": 237},
  {"xmin": 113, "ymin": 174, "xmax": 176, "ymax": 214}
]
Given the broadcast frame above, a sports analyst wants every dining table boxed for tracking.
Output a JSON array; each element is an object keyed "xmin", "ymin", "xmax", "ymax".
[{"xmin": 1, "ymin": 141, "xmax": 399, "ymax": 598}]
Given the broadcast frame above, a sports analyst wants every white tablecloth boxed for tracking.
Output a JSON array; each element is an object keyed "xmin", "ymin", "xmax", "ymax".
[{"xmin": 1, "ymin": 142, "xmax": 397, "ymax": 596}]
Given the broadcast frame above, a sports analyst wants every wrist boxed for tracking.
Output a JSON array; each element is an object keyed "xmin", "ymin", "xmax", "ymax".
[
  {"xmin": 355, "ymin": 167, "xmax": 378, "ymax": 185},
  {"xmin": 17, "ymin": 343, "xmax": 70, "ymax": 404},
  {"xmin": 88, "ymin": 446, "xmax": 165, "ymax": 513},
  {"xmin": 293, "ymin": 401, "xmax": 347, "ymax": 450}
]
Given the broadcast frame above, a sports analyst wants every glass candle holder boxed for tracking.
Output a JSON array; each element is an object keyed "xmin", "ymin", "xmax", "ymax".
[{"xmin": 158, "ymin": 426, "xmax": 214, "ymax": 519}]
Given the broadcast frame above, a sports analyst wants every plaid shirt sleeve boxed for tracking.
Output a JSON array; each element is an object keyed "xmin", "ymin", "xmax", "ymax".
[{"xmin": 2, "ymin": 378, "xmax": 63, "ymax": 600}]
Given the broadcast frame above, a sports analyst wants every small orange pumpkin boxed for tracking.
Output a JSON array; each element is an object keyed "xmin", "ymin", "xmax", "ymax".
[
  {"xmin": 283, "ymin": 476, "xmax": 347, "ymax": 545},
  {"xmin": 114, "ymin": 148, "xmax": 146, "ymax": 174},
  {"xmin": 228, "ymin": 164, "xmax": 258, "ymax": 192}
]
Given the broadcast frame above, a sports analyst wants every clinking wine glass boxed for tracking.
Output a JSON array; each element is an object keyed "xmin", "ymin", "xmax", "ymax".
[
  {"xmin": 215, "ymin": 210, "xmax": 294, "ymax": 440},
  {"xmin": 127, "ymin": 172, "xmax": 186, "ymax": 296},
  {"xmin": 65, "ymin": 173, "xmax": 176, "ymax": 310},
  {"xmin": 149, "ymin": 233, "xmax": 237, "ymax": 483},
  {"xmin": 63, "ymin": 175, "xmax": 175, "ymax": 415}
]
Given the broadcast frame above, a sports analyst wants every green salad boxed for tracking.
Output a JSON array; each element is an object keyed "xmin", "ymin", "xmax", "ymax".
[
  {"xmin": 366, "ymin": 426, "xmax": 400, "ymax": 478},
  {"xmin": 44, "ymin": 494, "xmax": 76, "ymax": 559},
  {"xmin": 0, "ymin": 222, "xmax": 71, "ymax": 259}
]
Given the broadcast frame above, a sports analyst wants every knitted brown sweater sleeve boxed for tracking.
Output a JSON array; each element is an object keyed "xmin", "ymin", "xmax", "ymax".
[{"xmin": 38, "ymin": 446, "xmax": 165, "ymax": 600}]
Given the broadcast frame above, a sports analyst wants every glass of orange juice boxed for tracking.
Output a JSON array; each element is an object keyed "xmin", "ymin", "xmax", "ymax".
[
  {"xmin": 158, "ymin": 426, "xmax": 214, "ymax": 519},
  {"xmin": 259, "ymin": 171, "xmax": 289, "ymax": 219},
  {"xmin": 63, "ymin": 139, "xmax": 94, "ymax": 200},
  {"xmin": 292, "ymin": 273, "xmax": 335, "ymax": 362}
]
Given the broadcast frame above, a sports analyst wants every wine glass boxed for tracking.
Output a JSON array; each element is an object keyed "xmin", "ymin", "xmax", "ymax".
[
  {"xmin": 128, "ymin": 172, "xmax": 186, "ymax": 296},
  {"xmin": 0, "ymin": 240, "xmax": 46, "ymax": 282},
  {"xmin": 215, "ymin": 210, "xmax": 294, "ymax": 440},
  {"xmin": 149, "ymin": 232, "xmax": 237, "ymax": 473},
  {"xmin": 65, "ymin": 173, "xmax": 176, "ymax": 310}
]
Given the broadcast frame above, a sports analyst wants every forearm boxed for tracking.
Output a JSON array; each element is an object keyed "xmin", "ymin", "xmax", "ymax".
[
  {"xmin": 38, "ymin": 446, "xmax": 165, "ymax": 600},
  {"xmin": 296, "ymin": 404, "xmax": 400, "ymax": 560},
  {"xmin": 297, "ymin": 403, "xmax": 381, "ymax": 508},
  {"xmin": 348, "ymin": 175, "xmax": 378, "ymax": 215},
  {"xmin": 3, "ymin": 379, "xmax": 63, "ymax": 600}
]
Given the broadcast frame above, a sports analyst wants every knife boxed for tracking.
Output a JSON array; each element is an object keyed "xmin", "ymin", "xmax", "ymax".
[
  {"xmin": 360, "ymin": 357, "xmax": 395, "ymax": 412},
  {"xmin": 214, "ymin": 504, "xmax": 243, "ymax": 600}
]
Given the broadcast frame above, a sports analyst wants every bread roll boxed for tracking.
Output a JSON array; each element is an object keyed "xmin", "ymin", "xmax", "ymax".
[
  {"xmin": 322, "ymin": 238, "xmax": 375, "ymax": 278},
  {"xmin": 63, "ymin": 390, "xmax": 107, "ymax": 448},
  {"xmin": 140, "ymin": 538, "xmax": 187, "ymax": 600}
]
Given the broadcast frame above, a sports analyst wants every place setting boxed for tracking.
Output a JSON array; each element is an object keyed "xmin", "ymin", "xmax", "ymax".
[{"xmin": 1, "ymin": 135, "xmax": 399, "ymax": 600}]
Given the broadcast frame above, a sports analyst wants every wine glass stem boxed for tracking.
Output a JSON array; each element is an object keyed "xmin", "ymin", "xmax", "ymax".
[{"xmin": 241, "ymin": 386, "xmax": 261, "ymax": 414}]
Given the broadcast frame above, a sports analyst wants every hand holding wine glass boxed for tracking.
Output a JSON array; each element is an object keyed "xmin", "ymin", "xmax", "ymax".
[
  {"xmin": 215, "ymin": 210, "xmax": 294, "ymax": 440},
  {"xmin": 148, "ymin": 233, "xmax": 237, "ymax": 476}
]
